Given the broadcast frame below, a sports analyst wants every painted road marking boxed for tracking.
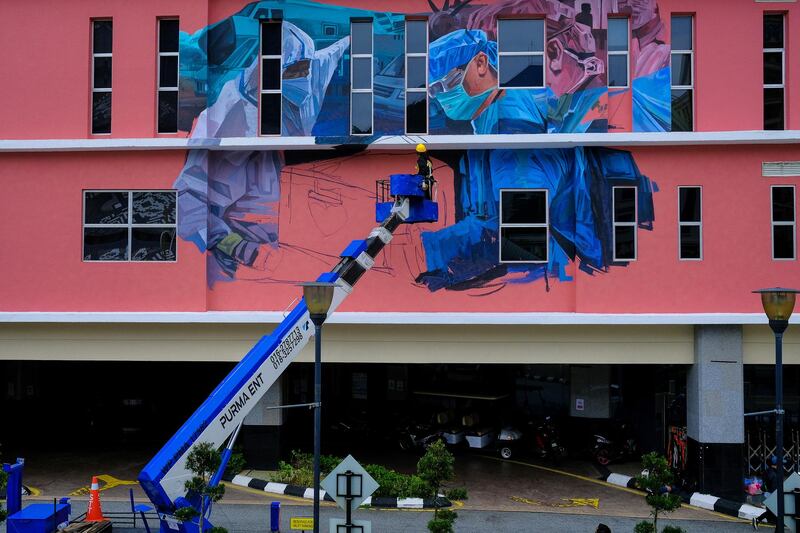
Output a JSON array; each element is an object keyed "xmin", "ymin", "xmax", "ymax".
[
  {"xmin": 70, "ymin": 474, "xmax": 138, "ymax": 496},
  {"xmin": 511, "ymin": 496, "xmax": 600, "ymax": 509}
]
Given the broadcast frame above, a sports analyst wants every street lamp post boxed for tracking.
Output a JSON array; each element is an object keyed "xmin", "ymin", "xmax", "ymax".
[
  {"xmin": 301, "ymin": 282, "xmax": 336, "ymax": 533},
  {"xmin": 753, "ymin": 287, "xmax": 798, "ymax": 533}
]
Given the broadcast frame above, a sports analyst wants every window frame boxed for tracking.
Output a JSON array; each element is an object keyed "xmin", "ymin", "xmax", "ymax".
[
  {"xmin": 612, "ymin": 185, "xmax": 638, "ymax": 262},
  {"xmin": 350, "ymin": 20, "xmax": 374, "ymax": 136},
  {"xmin": 259, "ymin": 20, "xmax": 283, "ymax": 136},
  {"xmin": 497, "ymin": 18, "xmax": 546, "ymax": 90},
  {"xmin": 677, "ymin": 186, "xmax": 702, "ymax": 261},
  {"xmin": 670, "ymin": 14, "xmax": 694, "ymax": 132},
  {"xmin": 82, "ymin": 189, "xmax": 178, "ymax": 263},
  {"xmin": 607, "ymin": 17, "xmax": 630, "ymax": 89},
  {"xmin": 771, "ymin": 184, "xmax": 796, "ymax": 261},
  {"xmin": 156, "ymin": 18, "xmax": 180, "ymax": 134},
  {"xmin": 405, "ymin": 18, "xmax": 428, "ymax": 135},
  {"xmin": 91, "ymin": 19, "xmax": 113, "ymax": 135},
  {"xmin": 498, "ymin": 188, "xmax": 549, "ymax": 264},
  {"xmin": 763, "ymin": 13, "xmax": 785, "ymax": 131}
]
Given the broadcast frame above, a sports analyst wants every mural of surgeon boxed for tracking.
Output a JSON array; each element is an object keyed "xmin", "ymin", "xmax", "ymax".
[{"xmin": 173, "ymin": 18, "xmax": 349, "ymax": 281}]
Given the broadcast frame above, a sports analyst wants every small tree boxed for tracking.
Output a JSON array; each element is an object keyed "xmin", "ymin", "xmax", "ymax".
[
  {"xmin": 635, "ymin": 453, "xmax": 682, "ymax": 533},
  {"xmin": 173, "ymin": 442, "xmax": 227, "ymax": 533},
  {"xmin": 417, "ymin": 440, "xmax": 456, "ymax": 532}
]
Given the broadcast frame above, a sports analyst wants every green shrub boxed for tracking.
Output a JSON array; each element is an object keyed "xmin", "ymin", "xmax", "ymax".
[
  {"xmin": 445, "ymin": 487, "xmax": 468, "ymax": 501},
  {"xmin": 634, "ymin": 521, "xmax": 655, "ymax": 533},
  {"xmin": 427, "ymin": 509, "xmax": 457, "ymax": 533},
  {"xmin": 224, "ymin": 451, "xmax": 246, "ymax": 478},
  {"xmin": 661, "ymin": 526, "xmax": 686, "ymax": 533}
]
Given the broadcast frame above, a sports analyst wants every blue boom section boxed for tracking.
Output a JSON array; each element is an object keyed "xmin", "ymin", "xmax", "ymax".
[{"xmin": 138, "ymin": 298, "xmax": 312, "ymax": 512}]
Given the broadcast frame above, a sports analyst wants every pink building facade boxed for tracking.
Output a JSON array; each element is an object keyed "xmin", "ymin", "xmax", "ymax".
[{"xmin": 1, "ymin": 0, "xmax": 799, "ymax": 499}]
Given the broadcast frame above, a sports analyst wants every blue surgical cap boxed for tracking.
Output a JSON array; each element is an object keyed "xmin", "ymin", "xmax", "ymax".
[{"xmin": 429, "ymin": 29, "xmax": 498, "ymax": 82}]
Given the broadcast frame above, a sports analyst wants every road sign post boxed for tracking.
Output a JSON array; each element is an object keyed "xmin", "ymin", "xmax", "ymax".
[{"xmin": 320, "ymin": 455, "xmax": 378, "ymax": 533}]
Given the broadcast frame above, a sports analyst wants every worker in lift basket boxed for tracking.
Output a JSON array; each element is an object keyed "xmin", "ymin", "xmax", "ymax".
[{"xmin": 415, "ymin": 143, "xmax": 435, "ymax": 200}]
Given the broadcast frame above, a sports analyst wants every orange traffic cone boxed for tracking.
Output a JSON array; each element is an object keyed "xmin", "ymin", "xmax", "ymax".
[{"xmin": 86, "ymin": 476, "xmax": 106, "ymax": 522}]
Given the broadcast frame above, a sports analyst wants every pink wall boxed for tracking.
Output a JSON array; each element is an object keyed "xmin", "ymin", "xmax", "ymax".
[
  {"xmin": 0, "ymin": 151, "xmax": 206, "ymax": 311},
  {"xmin": 0, "ymin": 0, "xmax": 206, "ymax": 140}
]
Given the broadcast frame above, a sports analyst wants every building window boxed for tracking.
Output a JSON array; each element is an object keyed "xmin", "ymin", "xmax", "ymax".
[
  {"xmin": 351, "ymin": 20, "xmax": 373, "ymax": 135},
  {"xmin": 260, "ymin": 21, "xmax": 282, "ymax": 135},
  {"xmin": 83, "ymin": 190, "xmax": 177, "ymax": 262},
  {"xmin": 405, "ymin": 19, "xmax": 428, "ymax": 134},
  {"xmin": 498, "ymin": 19, "xmax": 544, "ymax": 89},
  {"xmin": 678, "ymin": 186, "xmax": 702, "ymax": 260},
  {"xmin": 91, "ymin": 20, "xmax": 113, "ymax": 134},
  {"xmin": 772, "ymin": 185, "xmax": 796, "ymax": 260},
  {"xmin": 613, "ymin": 186, "xmax": 637, "ymax": 261},
  {"xmin": 671, "ymin": 15, "xmax": 694, "ymax": 132},
  {"xmin": 499, "ymin": 189, "xmax": 548, "ymax": 263},
  {"xmin": 157, "ymin": 19, "xmax": 179, "ymax": 133},
  {"xmin": 608, "ymin": 18, "xmax": 629, "ymax": 88},
  {"xmin": 764, "ymin": 14, "xmax": 785, "ymax": 131}
]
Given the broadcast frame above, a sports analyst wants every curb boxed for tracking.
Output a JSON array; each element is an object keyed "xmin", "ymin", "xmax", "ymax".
[
  {"xmin": 224, "ymin": 473, "xmax": 451, "ymax": 509},
  {"xmin": 598, "ymin": 468, "xmax": 763, "ymax": 521}
]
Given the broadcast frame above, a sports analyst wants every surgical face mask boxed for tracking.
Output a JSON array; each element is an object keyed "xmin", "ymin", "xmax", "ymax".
[
  {"xmin": 282, "ymin": 73, "xmax": 312, "ymax": 107},
  {"xmin": 434, "ymin": 63, "xmax": 495, "ymax": 121}
]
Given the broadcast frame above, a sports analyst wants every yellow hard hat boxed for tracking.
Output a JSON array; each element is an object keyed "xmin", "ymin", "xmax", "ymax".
[{"xmin": 416, "ymin": 143, "xmax": 427, "ymax": 153}]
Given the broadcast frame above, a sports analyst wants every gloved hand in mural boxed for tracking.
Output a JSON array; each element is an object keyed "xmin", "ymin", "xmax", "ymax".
[
  {"xmin": 428, "ymin": 29, "xmax": 548, "ymax": 134},
  {"xmin": 416, "ymin": 148, "xmax": 655, "ymax": 292}
]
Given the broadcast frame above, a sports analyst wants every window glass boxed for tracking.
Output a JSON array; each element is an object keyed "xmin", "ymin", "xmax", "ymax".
[
  {"xmin": 671, "ymin": 90, "xmax": 692, "ymax": 132},
  {"xmin": 406, "ymin": 91, "xmax": 427, "ymax": 134},
  {"xmin": 764, "ymin": 52, "xmax": 783, "ymax": 85},
  {"xmin": 261, "ymin": 22, "xmax": 282, "ymax": 56},
  {"xmin": 159, "ymin": 19, "xmax": 179, "ymax": 53},
  {"xmin": 671, "ymin": 16, "xmax": 692, "ymax": 50},
  {"xmin": 614, "ymin": 226, "xmax": 636, "ymax": 260},
  {"xmin": 352, "ymin": 57, "xmax": 372, "ymax": 90},
  {"xmin": 261, "ymin": 58, "xmax": 281, "ymax": 91},
  {"xmin": 93, "ymin": 20, "xmax": 113, "ymax": 53},
  {"xmin": 501, "ymin": 227, "xmax": 547, "ymax": 262},
  {"xmin": 158, "ymin": 92, "xmax": 178, "ymax": 133},
  {"xmin": 608, "ymin": 55, "xmax": 628, "ymax": 87},
  {"xmin": 351, "ymin": 92, "xmax": 373, "ymax": 134},
  {"xmin": 159, "ymin": 56, "xmax": 179, "ymax": 88},
  {"xmin": 406, "ymin": 20, "xmax": 427, "ymax": 54},
  {"xmin": 499, "ymin": 55, "xmax": 543, "ymax": 88},
  {"xmin": 351, "ymin": 22, "xmax": 373, "ymax": 55},
  {"xmin": 406, "ymin": 56, "xmax": 427, "ymax": 89},
  {"xmin": 498, "ymin": 19, "xmax": 544, "ymax": 52},
  {"xmin": 133, "ymin": 192, "xmax": 177, "ymax": 224},
  {"xmin": 764, "ymin": 14, "xmax": 784, "ymax": 49},
  {"xmin": 614, "ymin": 187, "xmax": 636, "ymax": 223},
  {"xmin": 132, "ymin": 228, "xmax": 177, "ymax": 261},
  {"xmin": 671, "ymin": 54, "xmax": 691, "ymax": 86},
  {"xmin": 773, "ymin": 225, "xmax": 794, "ymax": 259},
  {"xmin": 260, "ymin": 93, "xmax": 281, "ymax": 135},
  {"xmin": 679, "ymin": 188, "xmax": 701, "ymax": 222},
  {"xmin": 94, "ymin": 57, "xmax": 113, "ymax": 89},
  {"xmin": 501, "ymin": 191, "xmax": 546, "ymax": 224},
  {"xmin": 84, "ymin": 228, "xmax": 129, "ymax": 261},
  {"xmin": 85, "ymin": 192, "xmax": 128, "ymax": 224},
  {"xmin": 764, "ymin": 88, "xmax": 784, "ymax": 130},
  {"xmin": 92, "ymin": 93, "xmax": 112, "ymax": 134},
  {"xmin": 773, "ymin": 187, "xmax": 795, "ymax": 222},
  {"xmin": 680, "ymin": 226, "xmax": 701, "ymax": 260},
  {"xmin": 608, "ymin": 19, "xmax": 629, "ymax": 52}
]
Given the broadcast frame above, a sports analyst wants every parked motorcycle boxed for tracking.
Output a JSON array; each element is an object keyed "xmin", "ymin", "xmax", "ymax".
[
  {"xmin": 397, "ymin": 422, "xmax": 444, "ymax": 451},
  {"xmin": 530, "ymin": 416, "xmax": 568, "ymax": 464},
  {"xmin": 592, "ymin": 424, "xmax": 638, "ymax": 465}
]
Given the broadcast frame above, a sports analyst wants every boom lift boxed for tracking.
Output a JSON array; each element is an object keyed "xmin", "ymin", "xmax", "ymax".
[{"xmin": 138, "ymin": 145, "xmax": 438, "ymax": 532}]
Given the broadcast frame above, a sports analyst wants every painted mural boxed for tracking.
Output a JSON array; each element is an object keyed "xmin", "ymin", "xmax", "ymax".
[{"xmin": 172, "ymin": 0, "xmax": 663, "ymax": 290}]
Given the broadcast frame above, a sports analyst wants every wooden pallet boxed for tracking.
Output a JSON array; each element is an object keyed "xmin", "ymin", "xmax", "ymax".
[{"xmin": 61, "ymin": 521, "xmax": 113, "ymax": 533}]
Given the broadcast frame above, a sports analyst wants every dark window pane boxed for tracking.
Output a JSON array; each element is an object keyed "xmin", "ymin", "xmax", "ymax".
[
  {"xmin": 679, "ymin": 187, "xmax": 701, "ymax": 222},
  {"xmin": 132, "ymin": 227, "xmax": 177, "ymax": 261},
  {"xmin": 499, "ymin": 55, "xmax": 543, "ymax": 88},
  {"xmin": 671, "ymin": 89, "xmax": 693, "ymax": 131},
  {"xmin": 406, "ymin": 91, "xmax": 427, "ymax": 134},
  {"xmin": 351, "ymin": 22, "xmax": 373, "ymax": 55},
  {"xmin": 498, "ymin": 19, "xmax": 543, "ymax": 52},
  {"xmin": 764, "ymin": 88, "xmax": 784, "ymax": 130},
  {"xmin": 133, "ymin": 192, "xmax": 176, "ymax": 224},
  {"xmin": 608, "ymin": 55, "xmax": 628, "ymax": 87},
  {"xmin": 501, "ymin": 227, "xmax": 547, "ymax": 262},
  {"xmin": 773, "ymin": 225, "xmax": 795, "ymax": 259},
  {"xmin": 158, "ymin": 91, "xmax": 178, "ymax": 133},
  {"xmin": 93, "ymin": 57, "xmax": 112, "ymax": 89},
  {"xmin": 614, "ymin": 187, "xmax": 636, "ymax": 222},
  {"xmin": 159, "ymin": 19, "xmax": 179, "ymax": 53},
  {"xmin": 406, "ymin": 56, "xmax": 426, "ymax": 89},
  {"xmin": 501, "ymin": 191, "xmax": 546, "ymax": 224},
  {"xmin": 92, "ymin": 92, "xmax": 112, "ymax": 134},
  {"xmin": 260, "ymin": 92, "xmax": 281, "ymax": 134},
  {"xmin": 261, "ymin": 58, "xmax": 281, "ymax": 90},
  {"xmin": 406, "ymin": 20, "xmax": 427, "ymax": 54},
  {"xmin": 671, "ymin": 53, "xmax": 691, "ymax": 86},
  {"xmin": 614, "ymin": 226, "xmax": 636, "ymax": 260},
  {"xmin": 159, "ymin": 55, "xmax": 178, "ymax": 88},
  {"xmin": 764, "ymin": 52, "xmax": 783, "ymax": 85},
  {"xmin": 352, "ymin": 57, "xmax": 372, "ymax": 89},
  {"xmin": 608, "ymin": 19, "xmax": 629, "ymax": 52},
  {"xmin": 680, "ymin": 226, "xmax": 701, "ymax": 259},
  {"xmin": 772, "ymin": 187, "xmax": 795, "ymax": 222},
  {"xmin": 93, "ymin": 20, "xmax": 113, "ymax": 53},
  {"xmin": 351, "ymin": 92, "xmax": 373, "ymax": 134},
  {"xmin": 764, "ymin": 14, "xmax": 784, "ymax": 49},
  {"xmin": 671, "ymin": 16, "xmax": 692, "ymax": 51},
  {"xmin": 261, "ymin": 22, "xmax": 282, "ymax": 55},
  {"xmin": 84, "ymin": 227, "xmax": 128, "ymax": 261},
  {"xmin": 85, "ymin": 191, "xmax": 128, "ymax": 224}
]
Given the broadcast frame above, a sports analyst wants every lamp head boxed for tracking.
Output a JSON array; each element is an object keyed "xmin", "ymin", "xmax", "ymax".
[
  {"xmin": 753, "ymin": 287, "xmax": 799, "ymax": 322},
  {"xmin": 300, "ymin": 282, "xmax": 336, "ymax": 320}
]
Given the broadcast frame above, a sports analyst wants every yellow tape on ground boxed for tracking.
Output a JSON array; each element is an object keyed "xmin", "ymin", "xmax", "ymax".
[{"xmin": 69, "ymin": 474, "xmax": 138, "ymax": 496}]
